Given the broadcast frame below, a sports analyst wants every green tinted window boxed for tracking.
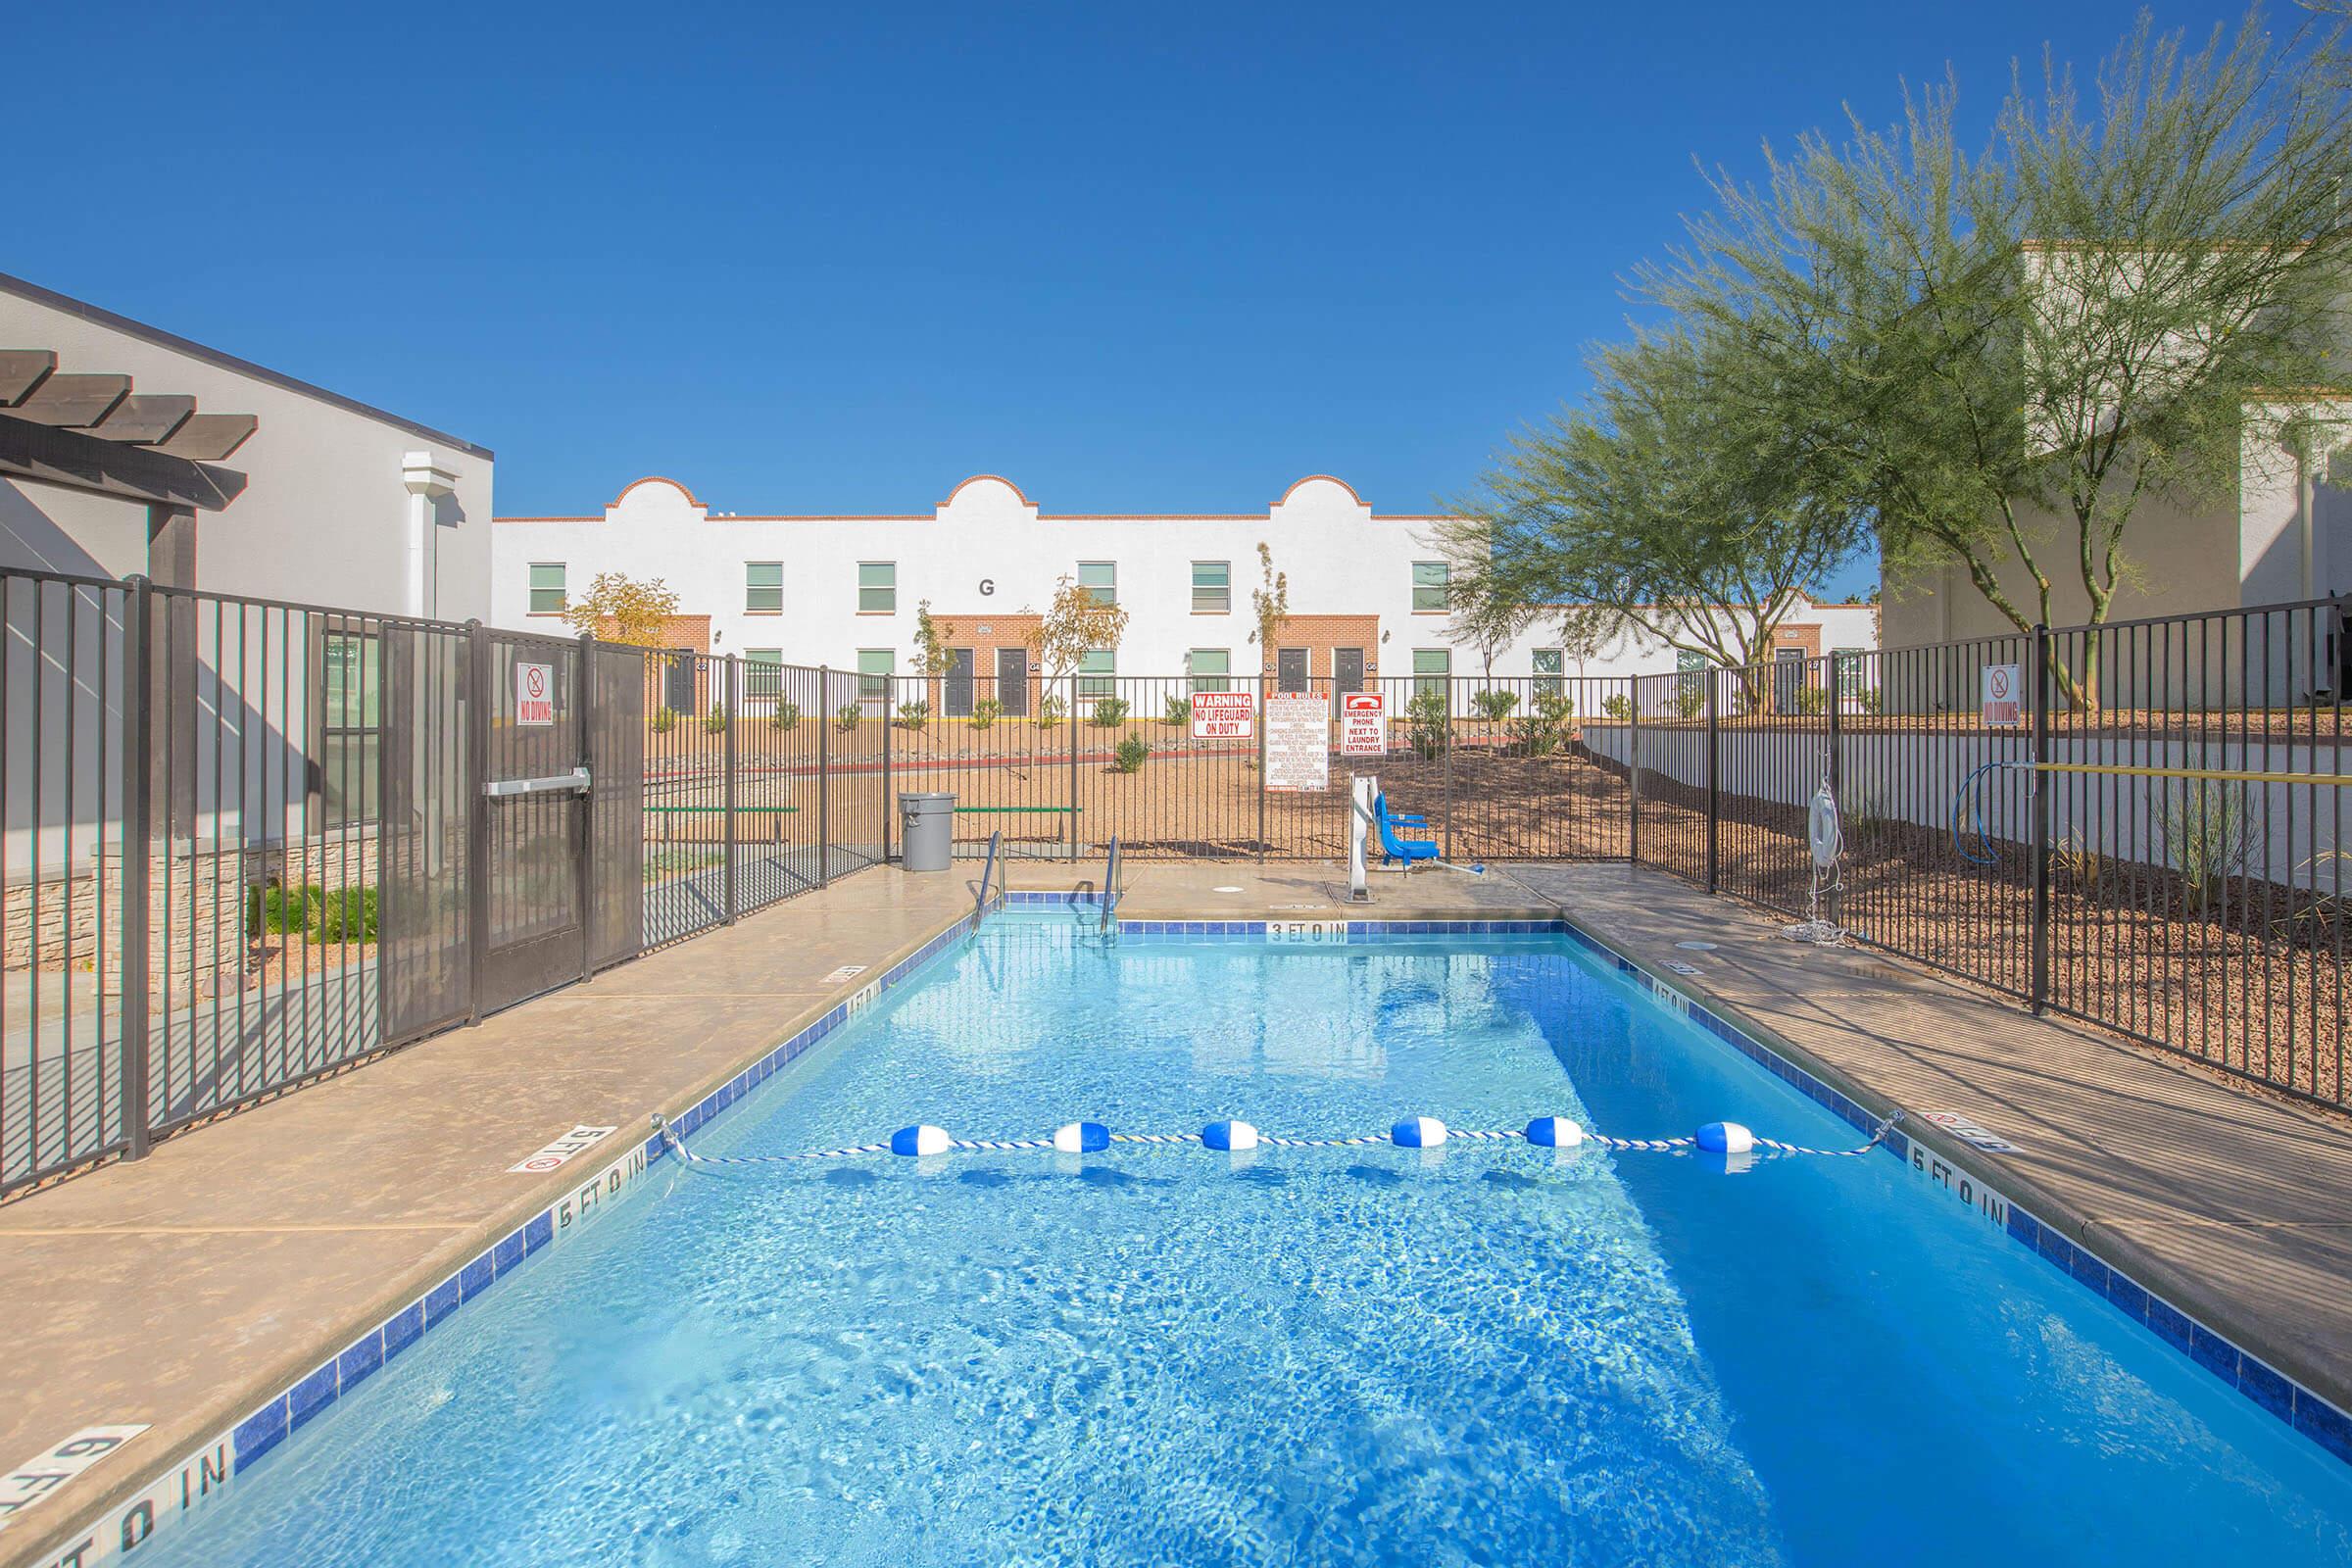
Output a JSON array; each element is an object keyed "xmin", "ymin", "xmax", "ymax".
[
  {"xmin": 747, "ymin": 562, "xmax": 783, "ymax": 612},
  {"xmin": 1078, "ymin": 562, "xmax": 1116, "ymax": 607},
  {"xmin": 528, "ymin": 563, "xmax": 565, "ymax": 615},
  {"xmin": 858, "ymin": 563, "xmax": 896, "ymax": 613},
  {"xmin": 1411, "ymin": 561, "xmax": 1448, "ymax": 612}
]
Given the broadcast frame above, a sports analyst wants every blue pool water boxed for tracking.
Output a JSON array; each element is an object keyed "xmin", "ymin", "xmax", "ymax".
[{"xmin": 144, "ymin": 916, "xmax": 2352, "ymax": 1566}]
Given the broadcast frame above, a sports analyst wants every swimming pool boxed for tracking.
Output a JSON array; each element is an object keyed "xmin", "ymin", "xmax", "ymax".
[{"xmin": 133, "ymin": 913, "xmax": 2352, "ymax": 1565}]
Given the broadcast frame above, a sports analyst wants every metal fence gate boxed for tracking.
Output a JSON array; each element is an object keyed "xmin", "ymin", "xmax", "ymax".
[{"xmin": 470, "ymin": 629, "xmax": 590, "ymax": 1015}]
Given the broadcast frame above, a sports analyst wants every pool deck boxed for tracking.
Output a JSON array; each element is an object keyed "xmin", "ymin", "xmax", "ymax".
[{"xmin": 6, "ymin": 856, "xmax": 2351, "ymax": 1562}]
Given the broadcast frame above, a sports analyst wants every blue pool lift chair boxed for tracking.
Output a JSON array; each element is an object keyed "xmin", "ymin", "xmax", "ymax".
[{"xmin": 1372, "ymin": 793, "xmax": 1441, "ymax": 869}]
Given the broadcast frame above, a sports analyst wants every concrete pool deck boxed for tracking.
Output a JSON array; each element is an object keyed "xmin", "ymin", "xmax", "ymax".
[{"xmin": 5, "ymin": 856, "xmax": 2350, "ymax": 1562}]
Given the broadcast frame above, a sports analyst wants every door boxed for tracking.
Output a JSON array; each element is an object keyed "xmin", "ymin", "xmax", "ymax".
[
  {"xmin": 996, "ymin": 647, "xmax": 1030, "ymax": 716},
  {"xmin": 1773, "ymin": 647, "xmax": 1805, "ymax": 715},
  {"xmin": 474, "ymin": 632, "xmax": 588, "ymax": 1013},
  {"xmin": 663, "ymin": 652, "xmax": 696, "ymax": 714},
  {"xmin": 1333, "ymin": 648, "xmax": 1364, "ymax": 711},
  {"xmin": 1277, "ymin": 647, "xmax": 1309, "ymax": 694},
  {"xmin": 944, "ymin": 648, "xmax": 975, "ymax": 717}
]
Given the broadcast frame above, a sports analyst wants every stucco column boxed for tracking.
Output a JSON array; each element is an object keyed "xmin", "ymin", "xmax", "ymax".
[{"xmin": 401, "ymin": 450, "xmax": 458, "ymax": 619}]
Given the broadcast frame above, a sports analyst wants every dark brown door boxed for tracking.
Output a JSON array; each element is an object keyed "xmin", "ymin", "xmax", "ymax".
[
  {"xmin": 944, "ymin": 648, "xmax": 975, "ymax": 716},
  {"xmin": 1277, "ymin": 647, "xmax": 1309, "ymax": 693},
  {"xmin": 996, "ymin": 647, "xmax": 1030, "ymax": 716}
]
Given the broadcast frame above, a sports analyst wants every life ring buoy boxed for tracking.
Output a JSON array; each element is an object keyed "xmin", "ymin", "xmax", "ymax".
[{"xmin": 1808, "ymin": 785, "xmax": 1842, "ymax": 869}]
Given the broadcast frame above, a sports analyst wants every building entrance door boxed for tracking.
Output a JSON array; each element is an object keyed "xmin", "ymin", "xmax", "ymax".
[
  {"xmin": 1333, "ymin": 647, "xmax": 1364, "ymax": 705},
  {"xmin": 944, "ymin": 648, "xmax": 975, "ymax": 717},
  {"xmin": 1276, "ymin": 647, "xmax": 1309, "ymax": 693},
  {"xmin": 996, "ymin": 647, "xmax": 1030, "ymax": 716}
]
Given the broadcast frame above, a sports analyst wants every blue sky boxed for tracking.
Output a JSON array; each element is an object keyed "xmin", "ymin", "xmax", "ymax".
[{"xmin": 7, "ymin": 2, "xmax": 2247, "ymax": 596}]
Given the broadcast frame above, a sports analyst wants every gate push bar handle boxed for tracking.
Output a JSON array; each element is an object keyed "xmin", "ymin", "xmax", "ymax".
[{"xmin": 484, "ymin": 765, "xmax": 592, "ymax": 799}]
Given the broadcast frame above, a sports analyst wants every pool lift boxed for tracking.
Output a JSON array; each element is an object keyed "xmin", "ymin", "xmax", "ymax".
[
  {"xmin": 1348, "ymin": 774, "xmax": 1486, "ymax": 902},
  {"xmin": 1787, "ymin": 745, "xmax": 1848, "ymax": 947}
]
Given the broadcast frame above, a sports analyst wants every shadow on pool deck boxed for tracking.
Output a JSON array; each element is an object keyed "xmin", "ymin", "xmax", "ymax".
[{"xmin": 5, "ymin": 856, "xmax": 2349, "ymax": 1564}]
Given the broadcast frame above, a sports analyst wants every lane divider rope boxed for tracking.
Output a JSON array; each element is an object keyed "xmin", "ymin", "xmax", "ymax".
[{"xmin": 651, "ymin": 1109, "xmax": 1899, "ymax": 1168}]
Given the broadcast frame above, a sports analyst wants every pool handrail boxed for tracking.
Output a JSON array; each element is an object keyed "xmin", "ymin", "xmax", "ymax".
[
  {"xmin": 971, "ymin": 830, "xmax": 1004, "ymax": 935},
  {"xmin": 1102, "ymin": 836, "xmax": 1122, "ymax": 932}
]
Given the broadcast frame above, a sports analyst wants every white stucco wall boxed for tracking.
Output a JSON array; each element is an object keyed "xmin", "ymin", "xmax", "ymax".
[
  {"xmin": 0, "ymin": 277, "xmax": 494, "ymax": 618},
  {"xmin": 491, "ymin": 473, "xmax": 1876, "ymax": 688}
]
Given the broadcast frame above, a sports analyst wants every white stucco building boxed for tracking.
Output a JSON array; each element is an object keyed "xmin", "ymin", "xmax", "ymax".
[
  {"xmin": 0, "ymin": 271, "xmax": 494, "ymax": 617},
  {"xmin": 491, "ymin": 472, "xmax": 1876, "ymax": 707}
]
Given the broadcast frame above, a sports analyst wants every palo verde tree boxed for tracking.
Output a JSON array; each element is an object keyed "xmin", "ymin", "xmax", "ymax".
[
  {"xmin": 1250, "ymin": 542, "xmax": 1289, "ymax": 678},
  {"xmin": 564, "ymin": 571, "xmax": 682, "ymax": 647},
  {"xmin": 1649, "ymin": 7, "xmax": 2352, "ymax": 709},
  {"xmin": 1435, "ymin": 323, "xmax": 1871, "ymax": 708}
]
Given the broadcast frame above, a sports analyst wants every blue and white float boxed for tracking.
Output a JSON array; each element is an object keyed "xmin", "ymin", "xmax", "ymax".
[
  {"xmin": 1525, "ymin": 1116, "xmax": 1585, "ymax": 1148},
  {"xmin": 889, "ymin": 1124, "xmax": 953, "ymax": 1156},
  {"xmin": 1202, "ymin": 1119, "xmax": 1259, "ymax": 1152},
  {"xmin": 1054, "ymin": 1121, "xmax": 1111, "ymax": 1153},
  {"xmin": 1391, "ymin": 1116, "xmax": 1448, "ymax": 1149},
  {"xmin": 1695, "ymin": 1121, "xmax": 1755, "ymax": 1155}
]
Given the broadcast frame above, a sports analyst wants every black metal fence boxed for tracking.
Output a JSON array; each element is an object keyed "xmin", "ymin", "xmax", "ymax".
[
  {"xmin": 6, "ymin": 565, "xmax": 2344, "ymax": 1198},
  {"xmin": 0, "ymin": 568, "xmax": 894, "ymax": 1199},
  {"xmin": 1613, "ymin": 598, "xmax": 2348, "ymax": 1112}
]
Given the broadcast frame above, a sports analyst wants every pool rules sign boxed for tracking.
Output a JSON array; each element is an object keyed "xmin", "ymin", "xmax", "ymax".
[
  {"xmin": 515, "ymin": 662, "xmax": 556, "ymax": 726},
  {"xmin": 1264, "ymin": 694, "xmax": 1329, "ymax": 792}
]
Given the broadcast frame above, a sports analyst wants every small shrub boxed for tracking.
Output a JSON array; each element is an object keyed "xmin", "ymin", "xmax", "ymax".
[
  {"xmin": 1601, "ymin": 693, "xmax": 1632, "ymax": 721},
  {"xmin": 2051, "ymin": 828, "xmax": 2103, "ymax": 892},
  {"xmin": 895, "ymin": 698, "xmax": 929, "ymax": 731},
  {"xmin": 970, "ymin": 696, "xmax": 1001, "ymax": 731},
  {"xmin": 1509, "ymin": 691, "xmax": 1576, "ymax": 757},
  {"xmin": 1037, "ymin": 695, "xmax": 1065, "ymax": 730},
  {"xmin": 1671, "ymin": 683, "xmax": 1705, "ymax": 720},
  {"xmin": 650, "ymin": 706, "xmax": 678, "ymax": 735},
  {"xmin": 704, "ymin": 703, "xmax": 730, "ymax": 735},
  {"xmin": 1403, "ymin": 688, "xmax": 1450, "ymax": 760},
  {"xmin": 771, "ymin": 700, "xmax": 800, "ymax": 731},
  {"xmin": 1794, "ymin": 685, "xmax": 1829, "ymax": 716},
  {"xmin": 247, "ymin": 882, "xmax": 376, "ymax": 944},
  {"xmin": 1470, "ymin": 689, "xmax": 1518, "ymax": 722},
  {"xmin": 836, "ymin": 703, "xmax": 861, "ymax": 733},
  {"xmin": 1114, "ymin": 731, "xmax": 1151, "ymax": 772},
  {"xmin": 2157, "ymin": 781, "xmax": 2252, "ymax": 915},
  {"xmin": 1165, "ymin": 695, "xmax": 1192, "ymax": 726},
  {"xmin": 315, "ymin": 886, "xmax": 378, "ymax": 944},
  {"xmin": 1091, "ymin": 696, "xmax": 1130, "ymax": 728},
  {"xmin": 1856, "ymin": 686, "xmax": 1884, "ymax": 715}
]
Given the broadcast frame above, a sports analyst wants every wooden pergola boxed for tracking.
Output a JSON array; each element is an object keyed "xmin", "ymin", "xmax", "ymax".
[{"xmin": 0, "ymin": 347, "xmax": 255, "ymax": 587}]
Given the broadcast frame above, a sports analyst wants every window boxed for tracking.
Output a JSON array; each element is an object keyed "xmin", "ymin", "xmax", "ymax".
[
  {"xmin": 1411, "ymin": 561, "xmax": 1449, "ymax": 612},
  {"xmin": 858, "ymin": 562, "xmax": 896, "ymax": 613},
  {"xmin": 857, "ymin": 649, "xmax": 894, "ymax": 703},
  {"xmin": 527, "ymin": 563, "xmax": 566, "ymax": 615},
  {"xmin": 322, "ymin": 631, "xmax": 380, "ymax": 827},
  {"xmin": 1533, "ymin": 648, "xmax": 1563, "ymax": 698},
  {"xmin": 1078, "ymin": 562, "xmax": 1116, "ymax": 607},
  {"xmin": 1188, "ymin": 648, "xmax": 1232, "ymax": 695},
  {"xmin": 1191, "ymin": 561, "xmax": 1230, "ymax": 613},
  {"xmin": 1836, "ymin": 651, "xmax": 1866, "ymax": 696},
  {"xmin": 746, "ymin": 562, "xmax": 783, "ymax": 613},
  {"xmin": 742, "ymin": 648, "xmax": 783, "ymax": 700},
  {"xmin": 1078, "ymin": 648, "xmax": 1115, "ymax": 698},
  {"xmin": 1412, "ymin": 647, "xmax": 1450, "ymax": 696}
]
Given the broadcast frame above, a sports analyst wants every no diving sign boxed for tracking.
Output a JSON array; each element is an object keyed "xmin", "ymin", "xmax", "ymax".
[
  {"xmin": 1981, "ymin": 663, "xmax": 2021, "ymax": 728},
  {"xmin": 516, "ymin": 662, "xmax": 557, "ymax": 726}
]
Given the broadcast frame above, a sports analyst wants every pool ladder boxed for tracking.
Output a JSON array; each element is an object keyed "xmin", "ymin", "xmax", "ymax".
[{"xmin": 1101, "ymin": 836, "xmax": 1122, "ymax": 932}]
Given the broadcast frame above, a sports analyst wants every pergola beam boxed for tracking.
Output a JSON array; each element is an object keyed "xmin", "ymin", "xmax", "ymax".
[
  {"xmin": 152, "ymin": 413, "xmax": 257, "ymax": 462},
  {"xmin": 87, "ymin": 393, "xmax": 196, "ymax": 445},
  {"xmin": 7, "ymin": 372, "xmax": 130, "ymax": 426},
  {"xmin": 0, "ymin": 411, "xmax": 246, "ymax": 510},
  {"xmin": 0, "ymin": 350, "xmax": 54, "ymax": 405}
]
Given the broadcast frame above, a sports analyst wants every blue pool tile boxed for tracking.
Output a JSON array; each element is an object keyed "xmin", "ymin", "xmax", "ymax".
[
  {"xmin": 286, "ymin": 1360, "xmax": 339, "ymax": 1431},
  {"xmin": 458, "ymin": 1250, "xmax": 496, "ymax": 1302},
  {"xmin": 2296, "ymin": 1395, "xmax": 2352, "ymax": 1464},
  {"xmin": 2189, "ymin": 1324, "xmax": 2241, "ymax": 1382},
  {"xmin": 493, "ymin": 1228, "xmax": 526, "ymax": 1274},
  {"xmin": 2006, "ymin": 1207, "xmax": 2040, "ymax": 1250},
  {"xmin": 2069, "ymin": 1247, "xmax": 2110, "ymax": 1294},
  {"xmin": 2145, "ymin": 1296, "xmax": 2194, "ymax": 1354},
  {"xmin": 336, "ymin": 1329, "xmax": 383, "ymax": 1392},
  {"xmin": 381, "ymin": 1303, "xmax": 424, "ymax": 1362},
  {"xmin": 422, "ymin": 1274, "xmax": 463, "ymax": 1328},
  {"xmin": 2239, "ymin": 1356, "xmax": 2296, "ymax": 1423},
  {"xmin": 2104, "ymin": 1271, "xmax": 2149, "ymax": 1323},
  {"xmin": 524, "ymin": 1211, "xmax": 555, "ymax": 1253},
  {"xmin": 232, "ymin": 1398, "xmax": 289, "ymax": 1473},
  {"xmin": 2036, "ymin": 1227, "xmax": 2077, "ymax": 1274}
]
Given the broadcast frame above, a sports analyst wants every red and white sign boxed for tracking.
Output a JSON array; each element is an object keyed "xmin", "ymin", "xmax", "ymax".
[
  {"xmin": 1981, "ymin": 663, "xmax": 2022, "ymax": 728},
  {"xmin": 1339, "ymin": 691, "xmax": 1386, "ymax": 756},
  {"xmin": 509, "ymin": 1124, "xmax": 615, "ymax": 1174},
  {"xmin": 515, "ymin": 662, "xmax": 557, "ymax": 726},
  {"xmin": 1190, "ymin": 691, "xmax": 1254, "ymax": 740}
]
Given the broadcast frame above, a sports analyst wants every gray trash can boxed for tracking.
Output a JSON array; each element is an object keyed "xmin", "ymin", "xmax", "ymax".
[{"xmin": 899, "ymin": 792, "xmax": 956, "ymax": 872}]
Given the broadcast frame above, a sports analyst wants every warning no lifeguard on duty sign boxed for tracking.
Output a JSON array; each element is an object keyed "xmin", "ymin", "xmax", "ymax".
[{"xmin": 515, "ymin": 662, "xmax": 556, "ymax": 726}]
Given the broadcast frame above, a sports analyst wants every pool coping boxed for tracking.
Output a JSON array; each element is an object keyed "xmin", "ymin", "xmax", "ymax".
[{"xmin": 27, "ymin": 894, "xmax": 2348, "ymax": 1563}]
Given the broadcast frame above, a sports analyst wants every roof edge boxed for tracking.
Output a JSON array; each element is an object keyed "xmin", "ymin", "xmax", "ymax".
[{"xmin": 0, "ymin": 271, "xmax": 494, "ymax": 461}]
